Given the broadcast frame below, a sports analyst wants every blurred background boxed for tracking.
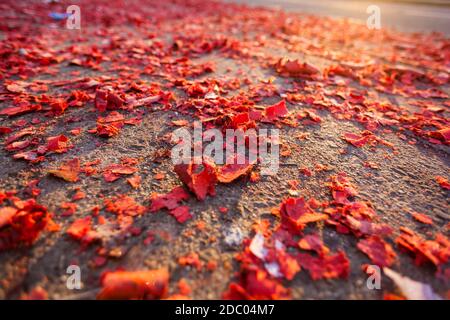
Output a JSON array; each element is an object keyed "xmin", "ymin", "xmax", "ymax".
[{"xmin": 230, "ymin": 0, "xmax": 450, "ymax": 34}]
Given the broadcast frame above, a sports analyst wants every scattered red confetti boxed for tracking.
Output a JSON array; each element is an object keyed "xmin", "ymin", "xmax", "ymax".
[
  {"xmin": 177, "ymin": 278, "xmax": 192, "ymax": 296},
  {"xmin": 0, "ymin": 0, "xmax": 447, "ymax": 300},
  {"xmin": 327, "ymin": 173, "xmax": 358, "ymax": 205},
  {"xmin": 60, "ymin": 202, "xmax": 77, "ymax": 216},
  {"xmin": 49, "ymin": 98, "xmax": 68, "ymax": 115},
  {"xmin": 299, "ymin": 167, "xmax": 313, "ymax": 177},
  {"xmin": 218, "ymin": 207, "xmax": 228, "ymax": 214},
  {"xmin": 96, "ymin": 123, "xmax": 121, "ymax": 137},
  {"xmin": 95, "ymin": 90, "xmax": 108, "ymax": 112},
  {"xmin": 154, "ymin": 172, "xmax": 165, "ymax": 180},
  {"xmin": 0, "ymin": 127, "xmax": 12, "ymax": 135},
  {"xmin": 206, "ymin": 260, "xmax": 218, "ymax": 271},
  {"xmin": 150, "ymin": 187, "xmax": 192, "ymax": 223}
]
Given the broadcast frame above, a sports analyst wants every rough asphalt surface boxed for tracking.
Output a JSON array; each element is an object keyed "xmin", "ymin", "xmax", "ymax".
[
  {"xmin": 233, "ymin": 0, "xmax": 450, "ymax": 35},
  {"xmin": 0, "ymin": 0, "xmax": 449, "ymax": 299}
]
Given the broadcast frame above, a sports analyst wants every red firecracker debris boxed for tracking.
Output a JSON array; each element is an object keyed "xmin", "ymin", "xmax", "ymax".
[
  {"xmin": 67, "ymin": 216, "xmax": 98, "ymax": 246},
  {"xmin": 0, "ymin": 198, "xmax": 51, "ymax": 251},
  {"xmin": 357, "ymin": 236, "xmax": 397, "ymax": 267},
  {"xmin": 396, "ymin": 228, "xmax": 449, "ymax": 271},
  {"xmin": 435, "ymin": 176, "xmax": 450, "ymax": 190},
  {"xmin": 217, "ymin": 162, "xmax": 254, "ymax": 183},
  {"xmin": 411, "ymin": 212, "xmax": 433, "ymax": 225},
  {"xmin": 104, "ymin": 195, "xmax": 146, "ymax": 216},
  {"xmin": 127, "ymin": 175, "xmax": 142, "ymax": 189},
  {"xmin": 264, "ymin": 100, "xmax": 289, "ymax": 121},
  {"xmin": 48, "ymin": 158, "xmax": 80, "ymax": 182},
  {"xmin": 150, "ymin": 186, "xmax": 190, "ymax": 212},
  {"xmin": 0, "ymin": 0, "xmax": 449, "ymax": 300},
  {"xmin": 298, "ymin": 234, "xmax": 330, "ymax": 256},
  {"xmin": 275, "ymin": 197, "xmax": 328, "ymax": 233},
  {"xmin": 223, "ymin": 266, "xmax": 290, "ymax": 300},
  {"xmin": 169, "ymin": 206, "xmax": 192, "ymax": 224},
  {"xmin": 97, "ymin": 269, "xmax": 169, "ymax": 300},
  {"xmin": 275, "ymin": 58, "xmax": 319, "ymax": 79},
  {"xmin": 296, "ymin": 251, "xmax": 350, "ymax": 280},
  {"xmin": 174, "ymin": 160, "xmax": 217, "ymax": 200}
]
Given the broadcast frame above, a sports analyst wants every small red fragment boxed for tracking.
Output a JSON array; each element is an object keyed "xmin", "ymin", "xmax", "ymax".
[
  {"xmin": 97, "ymin": 269, "xmax": 169, "ymax": 300},
  {"xmin": 435, "ymin": 176, "xmax": 450, "ymax": 190},
  {"xmin": 45, "ymin": 135, "xmax": 70, "ymax": 153},
  {"xmin": 217, "ymin": 162, "xmax": 253, "ymax": 183},
  {"xmin": 0, "ymin": 199, "xmax": 50, "ymax": 251},
  {"xmin": 342, "ymin": 131, "xmax": 378, "ymax": 148},
  {"xmin": 411, "ymin": 212, "xmax": 433, "ymax": 225},
  {"xmin": 48, "ymin": 158, "xmax": 80, "ymax": 182},
  {"xmin": 275, "ymin": 58, "xmax": 319, "ymax": 79},
  {"xmin": 264, "ymin": 100, "xmax": 288, "ymax": 121},
  {"xmin": 223, "ymin": 266, "xmax": 290, "ymax": 300},
  {"xmin": 67, "ymin": 216, "xmax": 98, "ymax": 245},
  {"xmin": 169, "ymin": 205, "xmax": 192, "ymax": 223},
  {"xmin": 277, "ymin": 197, "xmax": 328, "ymax": 233},
  {"xmin": 150, "ymin": 187, "xmax": 190, "ymax": 212},
  {"xmin": 127, "ymin": 175, "xmax": 142, "ymax": 189},
  {"xmin": 296, "ymin": 251, "xmax": 350, "ymax": 280},
  {"xmin": 357, "ymin": 236, "xmax": 396, "ymax": 267},
  {"xmin": 104, "ymin": 195, "xmax": 146, "ymax": 216},
  {"xmin": 298, "ymin": 234, "xmax": 330, "ymax": 256},
  {"xmin": 178, "ymin": 252, "xmax": 203, "ymax": 271},
  {"xmin": 174, "ymin": 160, "xmax": 217, "ymax": 200}
]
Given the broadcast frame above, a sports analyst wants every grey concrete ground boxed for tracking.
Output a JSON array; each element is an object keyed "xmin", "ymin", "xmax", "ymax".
[
  {"xmin": 0, "ymin": 0, "xmax": 449, "ymax": 300},
  {"xmin": 230, "ymin": 0, "xmax": 450, "ymax": 34}
]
